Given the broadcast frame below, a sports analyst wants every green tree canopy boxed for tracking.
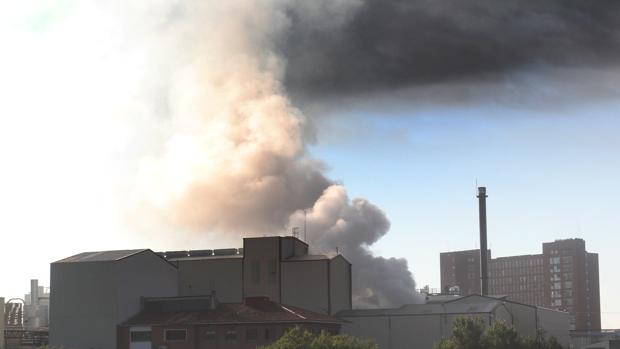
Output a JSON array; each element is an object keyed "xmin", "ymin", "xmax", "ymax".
[
  {"xmin": 261, "ymin": 326, "xmax": 379, "ymax": 349},
  {"xmin": 433, "ymin": 317, "xmax": 564, "ymax": 349}
]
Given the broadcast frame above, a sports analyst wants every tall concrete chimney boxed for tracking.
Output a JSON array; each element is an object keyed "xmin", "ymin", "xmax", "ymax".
[
  {"xmin": 30, "ymin": 279, "xmax": 39, "ymax": 306},
  {"xmin": 477, "ymin": 187, "xmax": 489, "ymax": 296}
]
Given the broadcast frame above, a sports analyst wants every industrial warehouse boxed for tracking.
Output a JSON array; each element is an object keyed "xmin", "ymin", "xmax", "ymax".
[
  {"xmin": 49, "ymin": 235, "xmax": 572, "ymax": 349},
  {"xmin": 46, "ymin": 188, "xmax": 577, "ymax": 349}
]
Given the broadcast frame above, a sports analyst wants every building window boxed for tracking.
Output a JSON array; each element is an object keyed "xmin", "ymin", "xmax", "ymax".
[
  {"xmin": 165, "ymin": 329, "xmax": 187, "ymax": 341},
  {"xmin": 252, "ymin": 261, "xmax": 260, "ymax": 284},
  {"xmin": 204, "ymin": 328, "xmax": 216, "ymax": 340},
  {"xmin": 225, "ymin": 330, "xmax": 237, "ymax": 341},
  {"xmin": 246, "ymin": 328, "xmax": 258, "ymax": 341},
  {"xmin": 265, "ymin": 328, "xmax": 272, "ymax": 340},
  {"xmin": 130, "ymin": 331, "xmax": 151, "ymax": 342},
  {"xmin": 268, "ymin": 259, "xmax": 277, "ymax": 284}
]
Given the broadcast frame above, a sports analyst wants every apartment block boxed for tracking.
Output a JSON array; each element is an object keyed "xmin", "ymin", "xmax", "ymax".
[{"xmin": 440, "ymin": 238, "xmax": 600, "ymax": 330}]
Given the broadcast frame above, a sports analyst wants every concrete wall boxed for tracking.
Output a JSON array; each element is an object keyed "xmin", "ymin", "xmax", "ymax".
[
  {"xmin": 177, "ymin": 258, "xmax": 242, "ymax": 302},
  {"xmin": 243, "ymin": 237, "xmax": 280, "ymax": 301},
  {"xmin": 342, "ymin": 303, "xmax": 568, "ymax": 349},
  {"xmin": 50, "ymin": 251, "xmax": 178, "ymax": 349},
  {"xmin": 50, "ymin": 260, "xmax": 118, "ymax": 349},
  {"xmin": 341, "ymin": 313, "xmax": 493, "ymax": 349},
  {"xmin": 502, "ymin": 302, "xmax": 538, "ymax": 337},
  {"xmin": 537, "ymin": 307, "xmax": 570, "ymax": 347},
  {"xmin": 0, "ymin": 297, "xmax": 5, "ymax": 349},
  {"xmin": 280, "ymin": 237, "xmax": 308, "ymax": 259},
  {"xmin": 116, "ymin": 251, "xmax": 178, "ymax": 323},
  {"xmin": 281, "ymin": 260, "xmax": 329, "ymax": 314},
  {"xmin": 329, "ymin": 256, "xmax": 351, "ymax": 314}
]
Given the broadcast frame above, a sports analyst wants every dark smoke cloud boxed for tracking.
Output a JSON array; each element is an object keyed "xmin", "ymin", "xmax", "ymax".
[
  {"xmin": 289, "ymin": 186, "xmax": 423, "ymax": 307},
  {"xmin": 282, "ymin": 0, "xmax": 620, "ymax": 98}
]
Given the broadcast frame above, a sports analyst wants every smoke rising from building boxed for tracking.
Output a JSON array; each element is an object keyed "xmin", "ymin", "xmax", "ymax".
[
  {"xmin": 105, "ymin": 1, "xmax": 423, "ymax": 306},
  {"xmin": 288, "ymin": 186, "xmax": 422, "ymax": 307}
]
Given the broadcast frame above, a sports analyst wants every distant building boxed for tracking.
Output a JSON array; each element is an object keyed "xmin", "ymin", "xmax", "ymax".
[
  {"xmin": 338, "ymin": 294, "xmax": 570, "ymax": 349},
  {"xmin": 50, "ymin": 236, "xmax": 352, "ymax": 349},
  {"xmin": 440, "ymin": 238, "xmax": 601, "ymax": 330},
  {"xmin": 24, "ymin": 280, "xmax": 50, "ymax": 330},
  {"xmin": 440, "ymin": 249, "xmax": 488, "ymax": 296},
  {"xmin": 571, "ymin": 329, "xmax": 620, "ymax": 349}
]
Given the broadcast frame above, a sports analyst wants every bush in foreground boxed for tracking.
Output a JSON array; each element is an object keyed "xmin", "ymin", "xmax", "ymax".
[
  {"xmin": 433, "ymin": 317, "xmax": 564, "ymax": 349},
  {"xmin": 261, "ymin": 326, "xmax": 379, "ymax": 349}
]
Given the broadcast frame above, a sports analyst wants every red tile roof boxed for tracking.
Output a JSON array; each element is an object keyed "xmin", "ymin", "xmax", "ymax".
[{"xmin": 121, "ymin": 297, "xmax": 342, "ymax": 327}]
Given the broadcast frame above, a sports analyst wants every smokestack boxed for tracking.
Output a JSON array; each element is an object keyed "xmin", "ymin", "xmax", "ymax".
[
  {"xmin": 30, "ymin": 279, "xmax": 39, "ymax": 306},
  {"xmin": 477, "ymin": 187, "xmax": 489, "ymax": 296}
]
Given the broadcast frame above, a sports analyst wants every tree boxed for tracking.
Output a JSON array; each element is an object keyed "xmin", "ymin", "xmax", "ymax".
[
  {"xmin": 261, "ymin": 326, "xmax": 379, "ymax": 349},
  {"xmin": 433, "ymin": 317, "xmax": 565, "ymax": 349}
]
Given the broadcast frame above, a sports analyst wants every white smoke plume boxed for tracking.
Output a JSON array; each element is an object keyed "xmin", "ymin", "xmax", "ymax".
[{"xmin": 0, "ymin": 1, "xmax": 420, "ymax": 306}]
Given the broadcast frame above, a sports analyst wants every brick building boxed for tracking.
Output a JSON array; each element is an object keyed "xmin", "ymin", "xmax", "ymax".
[
  {"xmin": 440, "ymin": 238, "xmax": 600, "ymax": 330},
  {"xmin": 118, "ymin": 296, "xmax": 341, "ymax": 349}
]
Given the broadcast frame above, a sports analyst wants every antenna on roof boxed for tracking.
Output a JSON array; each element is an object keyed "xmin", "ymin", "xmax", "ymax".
[
  {"xmin": 292, "ymin": 227, "xmax": 300, "ymax": 239},
  {"xmin": 303, "ymin": 209, "xmax": 307, "ymax": 242}
]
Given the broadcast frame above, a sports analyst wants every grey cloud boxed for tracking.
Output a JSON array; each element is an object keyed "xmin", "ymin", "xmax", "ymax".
[{"xmin": 281, "ymin": 0, "xmax": 620, "ymax": 99}]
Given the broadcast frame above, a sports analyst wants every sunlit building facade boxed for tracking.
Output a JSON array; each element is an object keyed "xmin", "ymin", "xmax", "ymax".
[{"xmin": 440, "ymin": 238, "xmax": 600, "ymax": 330}]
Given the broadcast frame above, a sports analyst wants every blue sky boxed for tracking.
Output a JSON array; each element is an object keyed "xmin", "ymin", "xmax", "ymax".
[{"xmin": 309, "ymin": 102, "xmax": 620, "ymax": 327}]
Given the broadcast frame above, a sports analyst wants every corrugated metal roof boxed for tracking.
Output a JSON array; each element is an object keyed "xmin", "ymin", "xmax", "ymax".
[
  {"xmin": 337, "ymin": 296, "xmax": 502, "ymax": 317},
  {"xmin": 121, "ymin": 297, "xmax": 342, "ymax": 326},
  {"xmin": 54, "ymin": 249, "xmax": 147, "ymax": 263}
]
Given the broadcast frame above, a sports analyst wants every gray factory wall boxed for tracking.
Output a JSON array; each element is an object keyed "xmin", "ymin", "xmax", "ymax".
[
  {"xmin": 280, "ymin": 237, "xmax": 308, "ymax": 259},
  {"xmin": 50, "ymin": 261, "xmax": 118, "ymax": 349},
  {"xmin": 537, "ymin": 307, "xmax": 570, "ymax": 347},
  {"xmin": 243, "ymin": 237, "xmax": 281, "ymax": 301},
  {"xmin": 176, "ymin": 258, "xmax": 242, "ymax": 301},
  {"xmin": 329, "ymin": 256, "xmax": 352, "ymax": 314},
  {"xmin": 116, "ymin": 251, "xmax": 178, "ymax": 322},
  {"xmin": 281, "ymin": 260, "xmax": 329, "ymax": 314},
  {"xmin": 502, "ymin": 302, "xmax": 538, "ymax": 337},
  {"xmin": 1, "ymin": 297, "xmax": 5, "ymax": 349},
  {"xmin": 340, "ymin": 313, "xmax": 494, "ymax": 349},
  {"xmin": 50, "ymin": 251, "xmax": 178, "ymax": 349}
]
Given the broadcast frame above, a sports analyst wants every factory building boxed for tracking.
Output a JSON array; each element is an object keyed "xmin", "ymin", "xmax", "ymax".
[
  {"xmin": 167, "ymin": 237, "xmax": 352, "ymax": 315},
  {"xmin": 24, "ymin": 280, "xmax": 50, "ymax": 330},
  {"xmin": 338, "ymin": 294, "xmax": 570, "ymax": 349},
  {"xmin": 50, "ymin": 236, "xmax": 352, "ymax": 349},
  {"xmin": 440, "ymin": 238, "xmax": 600, "ymax": 330},
  {"xmin": 50, "ymin": 249, "xmax": 178, "ymax": 349}
]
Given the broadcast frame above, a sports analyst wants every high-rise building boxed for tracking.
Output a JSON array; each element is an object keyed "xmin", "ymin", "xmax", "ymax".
[
  {"xmin": 440, "ymin": 249, "xmax": 487, "ymax": 296},
  {"xmin": 439, "ymin": 238, "xmax": 601, "ymax": 330},
  {"xmin": 542, "ymin": 239, "xmax": 600, "ymax": 331}
]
